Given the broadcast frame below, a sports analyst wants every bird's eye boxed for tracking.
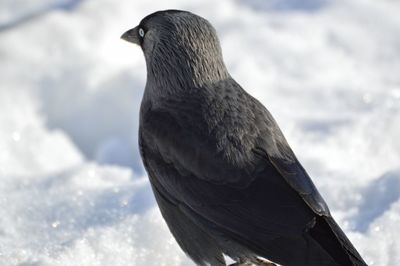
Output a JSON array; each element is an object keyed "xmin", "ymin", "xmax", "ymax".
[{"xmin": 138, "ymin": 28, "xmax": 145, "ymax": 38}]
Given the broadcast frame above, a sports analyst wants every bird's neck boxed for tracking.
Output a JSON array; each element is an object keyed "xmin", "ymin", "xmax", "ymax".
[{"xmin": 145, "ymin": 44, "xmax": 230, "ymax": 94}]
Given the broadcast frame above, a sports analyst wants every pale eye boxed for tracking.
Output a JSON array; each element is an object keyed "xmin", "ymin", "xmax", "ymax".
[{"xmin": 138, "ymin": 28, "xmax": 145, "ymax": 38}]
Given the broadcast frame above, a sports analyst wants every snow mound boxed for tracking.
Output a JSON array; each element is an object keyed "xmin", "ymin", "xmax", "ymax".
[{"xmin": 1, "ymin": 0, "xmax": 399, "ymax": 265}]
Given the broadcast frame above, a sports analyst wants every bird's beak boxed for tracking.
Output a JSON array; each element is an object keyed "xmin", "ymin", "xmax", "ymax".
[{"xmin": 121, "ymin": 26, "xmax": 140, "ymax": 45}]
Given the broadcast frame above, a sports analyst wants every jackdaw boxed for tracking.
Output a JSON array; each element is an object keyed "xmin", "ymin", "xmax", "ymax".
[{"xmin": 121, "ymin": 10, "xmax": 367, "ymax": 266}]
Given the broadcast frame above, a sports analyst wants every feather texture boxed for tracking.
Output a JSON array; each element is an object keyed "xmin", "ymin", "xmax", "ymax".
[{"xmin": 132, "ymin": 9, "xmax": 367, "ymax": 266}]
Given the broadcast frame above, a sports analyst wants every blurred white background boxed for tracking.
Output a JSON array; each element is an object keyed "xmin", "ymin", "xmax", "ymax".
[{"xmin": 0, "ymin": 0, "xmax": 399, "ymax": 265}]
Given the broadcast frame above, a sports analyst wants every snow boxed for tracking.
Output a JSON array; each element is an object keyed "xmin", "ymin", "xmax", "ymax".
[{"xmin": 0, "ymin": 0, "xmax": 399, "ymax": 265}]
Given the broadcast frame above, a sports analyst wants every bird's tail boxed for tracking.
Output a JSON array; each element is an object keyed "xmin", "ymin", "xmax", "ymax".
[{"xmin": 309, "ymin": 215, "xmax": 367, "ymax": 266}]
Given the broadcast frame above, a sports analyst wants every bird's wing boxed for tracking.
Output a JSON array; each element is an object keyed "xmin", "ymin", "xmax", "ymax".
[
  {"xmin": 140, "ymin": 103, "xmax": 354, "ymax": 265},
  {"xmin": 141, "ymin": 100, "xmax": 330, "ymax": 217},
  {"xmin": 253, "ymin": 146, "xmax": 330, "ymax": 216},
  {"xmin": 141, "ymin": 125, "xmax": 337, "ymax": 265}
]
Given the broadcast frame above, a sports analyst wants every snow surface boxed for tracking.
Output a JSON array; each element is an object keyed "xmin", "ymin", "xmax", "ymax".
[{"xmin": 0, "ymin": 0, "xmax": 399, "ymax": 265}]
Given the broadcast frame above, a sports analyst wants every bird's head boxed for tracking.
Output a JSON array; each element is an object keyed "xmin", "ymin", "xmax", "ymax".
[{"xmin": 121, "ymin": 10, "xmax": 229, "ymax": 88}]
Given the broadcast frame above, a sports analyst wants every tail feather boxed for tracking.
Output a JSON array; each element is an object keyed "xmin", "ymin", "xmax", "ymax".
[{"xmin": 310, "ymin": 216, "xmax": 367, "ymax": 266}]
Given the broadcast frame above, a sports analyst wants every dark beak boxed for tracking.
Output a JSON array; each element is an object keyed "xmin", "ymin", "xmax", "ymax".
[{"xmin": 121, "ymin": 26, "xmax": 140, "ymax": 45}]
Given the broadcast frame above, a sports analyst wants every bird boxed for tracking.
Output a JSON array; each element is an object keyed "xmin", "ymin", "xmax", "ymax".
[{"xmin": 121, "ymin": 10, "xmax": 367, "ymax": 266}]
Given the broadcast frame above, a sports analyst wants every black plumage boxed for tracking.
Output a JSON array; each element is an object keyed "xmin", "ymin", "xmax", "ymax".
[{"xmin": 122, "ymin": 10, "xmax": 367, "ymax": 266}]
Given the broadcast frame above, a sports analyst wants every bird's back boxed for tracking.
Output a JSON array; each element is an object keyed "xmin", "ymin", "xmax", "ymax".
[{"xmin": 139, "ymin": 78, "xmax": 366, "ymax": 266}]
